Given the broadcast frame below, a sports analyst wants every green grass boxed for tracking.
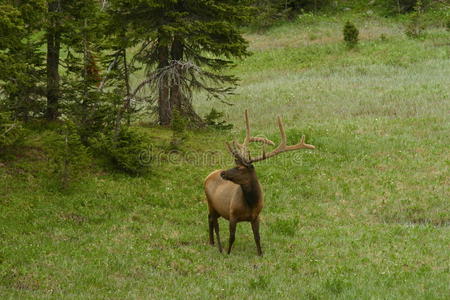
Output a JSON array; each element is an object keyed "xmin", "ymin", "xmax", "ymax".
[{"xmin": 1, "ymin": 15, "xmax": 450, "ymax": 299}]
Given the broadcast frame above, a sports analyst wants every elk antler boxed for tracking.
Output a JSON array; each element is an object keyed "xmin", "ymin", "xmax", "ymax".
[
  {"xmin": 226, "ymin": 110, "xmax": 315, "ymax": 166},
  {"xmin": 234, "ymin": 110, "xmax": 275, "ymax": 160},
  {"xmin": 248, "ymin": 116, "xmax": 315, "ymax": 163}
]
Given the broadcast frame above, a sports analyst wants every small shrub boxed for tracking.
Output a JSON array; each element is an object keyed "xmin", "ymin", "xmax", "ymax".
[
  {"xmin": 405, "ymin": 0, "xmax": 425, "ymax": 38},
  {"xmin": 204, "ymin": 108, "xmax": 233, "ymax": 131},
  {"xmin": 169, "ymin": 109, "xmax": 189, "ymax": 150},
  {"xmin": 296, "ymin": 11, "xmax": 317, "ymax": 26},
  {"xmin": 343, "ymin": 21, "xmax": 359, "ymax": 49},
  {"xmin": 171, "ymin": 109, "xmax": 189, "ymax": 133},
  {"xmin": 89, "ymin": 127, "xmax": 151, "ymax": 175},
  {"xmin": 0, "ymin": 112, "xmax": 26, "ymax": 151},
  {"xmin": 44, "ymin": 121, "xmax": 90, "ymax": 190}
]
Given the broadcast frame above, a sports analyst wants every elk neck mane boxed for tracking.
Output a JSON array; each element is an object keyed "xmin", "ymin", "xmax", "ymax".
[{"xmin": 239, "ymin": 177, "xmax": 262, "ymax": 207}]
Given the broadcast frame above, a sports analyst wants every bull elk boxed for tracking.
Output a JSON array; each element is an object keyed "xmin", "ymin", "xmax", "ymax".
[{"xmin": 204, "ymin": 110, "xmax": 315, "ymax": 256}]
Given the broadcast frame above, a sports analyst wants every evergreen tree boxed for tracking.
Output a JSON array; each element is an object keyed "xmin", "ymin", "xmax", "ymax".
[
  {"xmin": 343, "ymin": 21, "xmax": 359, "ymax": 49},
  {"xmin": 58, "ymin": 0, "xmax": 118, "ymax": 143},
  {"xmin": 46, "ymin": 0, "xmax": 62, "ymax": 120},
  {"xmin": 0, "ymin": 0, "xmax": 114, "ymax": 128},
  {"xmin": 102, "ymin": 1, "xmax": 140, "ymax": 137},
  {"xmin": 108, "ymin": 0, "xmax": 251, "ymax": 125},
  {"xmin": 45, "ymin": 0, "xmax": 107, "ymax": 126},
  {"xmin": 0, "ymin": 1, "xmax": 46, "ymax": 121}
]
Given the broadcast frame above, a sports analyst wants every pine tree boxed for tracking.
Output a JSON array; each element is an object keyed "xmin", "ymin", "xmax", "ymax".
[
  {"xmin": 0, "ymin": 1, "xmax": 46, "ymax": 121},
  {"xmin": 102, "ymin": 2, "xmax": 140, "ymax": 137},
  {"xmin": 59, "ymin": 0, "xmax": 116, "ymax": 142},
  {"xmin": 46, "ymin": 0, "xmax": 62, "ymax": 120},
  {"xmin": 343, "ymin": 21, "xmax": 359, "ymax": 49},
  {"xmin": 0, "ymin": 0, "xmax": 113, "ymax": 127},
  {"xmin": 108, "ymin": 0, "xmax": 251, "ymax": 125}
]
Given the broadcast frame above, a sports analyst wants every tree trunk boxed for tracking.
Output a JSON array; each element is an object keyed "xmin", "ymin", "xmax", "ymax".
[
  {"xmin": 169, "ymin": 35, "xmax": 183, "ymax": 112},
  {"xmin": 113, "ymin": 48, "xmax": 131, "ymax": 141},
  {"xmin": 157, "ymin": 40, "xmax": 171, "ymax": 126},
  {"xmin": 168, "ymin": 36, "xmax": 203, "ymax": 125},
  {"xmin": 46, "ymin": 0, "xmax": 61, "ymax": 121},
  {"xmin": 123, "ymin": 47, "xmax": 131, "ymax": 125}
]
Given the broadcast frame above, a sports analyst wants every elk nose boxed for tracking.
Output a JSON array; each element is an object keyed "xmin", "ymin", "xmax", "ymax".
[{"xmin": 220, "ymin": 171, "xmax": 226, "ymax": 179}]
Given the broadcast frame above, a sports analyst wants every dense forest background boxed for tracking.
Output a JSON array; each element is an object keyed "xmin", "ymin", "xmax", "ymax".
[{"xmin": 1, "ymin": 0, "xmax": 448, "ymax": 176}]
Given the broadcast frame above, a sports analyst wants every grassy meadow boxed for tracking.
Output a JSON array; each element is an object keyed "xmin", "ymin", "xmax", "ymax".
[{"xmin": 1, "ymin": 14, "xmax": 450, "ymax": 299}]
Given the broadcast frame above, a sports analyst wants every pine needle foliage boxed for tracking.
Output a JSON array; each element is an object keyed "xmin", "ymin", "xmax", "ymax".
[
  {"xmin": 43, "ymin": 121, "xmax": 90, "ymax": 190},
  {"xmin": 343, "ymin": 20, "xmax": 359, "ymax": 49},
  {"xmin": 89, "ymin": 127, "xmax": 151, "ymax": 175},
  {"xmin": 108, "ymin": 0, "xmax": 252, "ymax": 125},
  {"xmin": 0, "ymin": 1, "xmax": 46, "ymax": 120}
]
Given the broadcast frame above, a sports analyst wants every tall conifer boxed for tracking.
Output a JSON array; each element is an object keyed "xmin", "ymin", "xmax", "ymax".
[{"xmin": 109, "ymin": 0, "xmax": 251, "ymax": 125}]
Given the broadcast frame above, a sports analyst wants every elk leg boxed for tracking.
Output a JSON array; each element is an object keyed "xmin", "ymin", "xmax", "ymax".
[
  {"xmin": 208, "ymin": 214, "xmax": 214, "ymax": 245},
  {"xmin": 213, "ymin": 217, "xmax": 223, "ymax": 253},
  {"xmin": 227, "ymin": 219, "xmax": 237, "ymax": 254},
  {"xmin": 251, "ymin": 218, "xmax": 263, "ymax": 256}
]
